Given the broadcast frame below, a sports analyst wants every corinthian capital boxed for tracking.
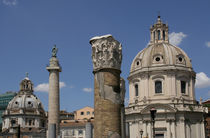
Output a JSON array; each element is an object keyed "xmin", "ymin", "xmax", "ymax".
[{"xmin": 90, "ymin": 34, "xmax": 122, "ymax": 71}]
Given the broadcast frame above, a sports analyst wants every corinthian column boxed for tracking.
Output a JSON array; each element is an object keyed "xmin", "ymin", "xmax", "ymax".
[
  {"xmin": 46, "ymin": 46, "xmax": 62, "ymax": 138},
  {"xmin": 90, "ymin": 34, "xmax": 123, "ymax": 138}
]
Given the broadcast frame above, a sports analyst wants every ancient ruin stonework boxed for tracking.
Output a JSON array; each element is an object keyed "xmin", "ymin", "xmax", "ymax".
[
  {"xmin": 90, "ymin": 35, "xmax": 123, "ymax": 138},
  {"xmin": 90, "ymin": 34, "xmax": 122, "ymax": 71}
]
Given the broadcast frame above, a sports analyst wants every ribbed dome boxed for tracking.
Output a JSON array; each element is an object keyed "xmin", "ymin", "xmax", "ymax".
[
  {"xmin": 7, "ymin": 93, "xmax": 44, "ymax": 110},
  {"xmin": 2, "ymin": 76, "xmax": 47, "ymax": 133},
  {"xmin": 5, "ymin": 77, "xmax": 45, "ymax": 114},
  {"xmin": 130, "ymin": 43, "xmax": 192, "ymax": 73},
  {"xmin": 130, "ymin": 16, "xmax": 192, "ymax": 74}
]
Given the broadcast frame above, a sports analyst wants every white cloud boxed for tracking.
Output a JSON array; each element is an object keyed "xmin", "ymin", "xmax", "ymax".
[
  {"xmin": 82, "ymin": 88, "xmax": 92, "ymax": 92},
  {"xmin": 34, "ymin": 82, "xmax": 66, "ymax": 93},
  {"xmin": 34, "ymin": 83, "xmax": 49, "ymax": 92},
  {"xmin": 169, "ymin": 32, "xmax": 187, "ymax": 46},
  {"xmin": 2, "ymin": 0, "xmax": 17, "ymax": 6},
  {"xmin": 195, "ymin": 72, "xmax": 210, "ymax": 88},
  {"xmin": 59, "ymin": 82, "xmax": 66, "ymax": 88},
  {"xmin": 205, "ymin": 42, "xmax": 210, "ymax": 48}
]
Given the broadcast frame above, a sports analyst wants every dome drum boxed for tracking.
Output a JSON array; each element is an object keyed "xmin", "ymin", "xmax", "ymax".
[{"xmin": 128, "ymin": 67, "xmax": 196, "ymax": 105}]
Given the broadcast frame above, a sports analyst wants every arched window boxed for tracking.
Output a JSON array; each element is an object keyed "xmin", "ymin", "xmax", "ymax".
[
  {"xmin": 158, "ymin": 30, "xmax": 161, "ymax": 40},
  {"xmin": 163, "ymin": 30, "xmax": 165, "ymax": 40},
  {"xmin": 11, "ymin": 120, "xmax": 16, "ymax": 127},
  {"xmin": 153, "ymin": 31, "xmax": 155, "ymax": 40},
  {"xmin": 181, "ymin": 81, "xmax": 186, "ymax": 93},
  {"xmin": 29, "ymin": 120, "xmax": 32, "ymax": 126},
  {"xmin": 155, "ymin": 81, "xmax": 162, "ymax": 93},
  {"xmin": 135, "ymin": 84, "xmax": 138, "ymax": 96}
]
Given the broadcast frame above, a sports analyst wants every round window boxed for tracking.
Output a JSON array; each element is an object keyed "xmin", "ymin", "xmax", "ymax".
[
  {"xmin": 178, "ymin": 57, "xmax": 183, "ymax": 62},
  {"xmin": 155, "ymin": 57, "xmax": 160, "ymax": 62},
  {"xmin": 136, "ymin": 61, "xmax": 139, "ymax": 66}
]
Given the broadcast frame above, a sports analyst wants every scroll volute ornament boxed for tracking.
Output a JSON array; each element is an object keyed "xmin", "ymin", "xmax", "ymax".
[{"xmin": 90, "ymin": 35, "xmax": 122, "ymax": 71}]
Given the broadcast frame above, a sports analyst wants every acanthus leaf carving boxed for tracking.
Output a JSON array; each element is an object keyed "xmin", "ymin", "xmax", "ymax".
[{"xmin": 90, "ymin": 34, "xmax": 122, "ymax": 71}]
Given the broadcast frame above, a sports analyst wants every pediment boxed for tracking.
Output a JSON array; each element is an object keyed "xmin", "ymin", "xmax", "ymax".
[{"xmin": 141, "ymin": 104, "xmax": 177, "ymax": 114}]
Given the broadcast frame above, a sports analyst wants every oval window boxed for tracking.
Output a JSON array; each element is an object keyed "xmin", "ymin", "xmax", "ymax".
[{"xmin": 179, "ymin": 57, "xmax": 183, "ymax": 62}]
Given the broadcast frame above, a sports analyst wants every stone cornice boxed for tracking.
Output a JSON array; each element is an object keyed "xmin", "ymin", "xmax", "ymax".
[{"xmin": 128, "ymin": 67, "xmax": 195, "ymax": 81}]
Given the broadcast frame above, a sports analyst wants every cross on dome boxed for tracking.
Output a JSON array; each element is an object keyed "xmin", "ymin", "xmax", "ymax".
[{"xmin": 25, "ymin": 72, "xmax": 29, "ymax": 80}]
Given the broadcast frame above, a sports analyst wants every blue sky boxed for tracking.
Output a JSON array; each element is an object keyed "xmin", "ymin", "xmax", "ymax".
[{"xmin": 0, "ymin": 0, "xmax": 210, "ymax": 112}]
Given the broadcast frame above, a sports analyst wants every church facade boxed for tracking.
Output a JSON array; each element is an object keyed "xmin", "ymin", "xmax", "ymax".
[{"xmin": 125, "ymin": 16, "xmax": 206, "ymax": 138}]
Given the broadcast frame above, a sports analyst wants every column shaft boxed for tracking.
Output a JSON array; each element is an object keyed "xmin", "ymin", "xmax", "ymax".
[
  {"xmin": 167, "ymin": 121, "xmax": 171, "ymax": 138},
  {"xmin": 47, "ymin": 51, "xmax": 61, "ymax": 138},
  {"xmin": 94, "ymin": 70, "xmax": 121, "ymax": 137},
  {"xmin": 48, "ymin": 70, "xmax": 60, "ymax": 135}
]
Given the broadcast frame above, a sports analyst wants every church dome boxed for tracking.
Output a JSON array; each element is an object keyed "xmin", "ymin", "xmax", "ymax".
[
  {"xmin": 130, "ymin": 43, "xmax": 192, "ymax": 73},
  {"xmin": 6, "ymin": 77, "xmax": 44, "ymax": 111},
  {"xmin": 127, "ymin": 16, "xmax": 196, "ymax": 106},
  {"xmin": 2, "ymin": 75, "xmax": 46, "ymax": 132},
  {"xmin": 130, "ymin": 16, "xmax": 192, "ymax": 74},
  {"xmin": 125, "ymin": 17, "xmax": 205, "ymax": 138},
  {"xmin": 7, "ymin": 92, "xmax": 44, "ymax": 110}
]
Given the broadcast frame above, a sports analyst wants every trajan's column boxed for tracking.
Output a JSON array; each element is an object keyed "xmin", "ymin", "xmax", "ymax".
[
  {"xmin": 46, "ymin": 45, "xmax": 62, "ymax": 138},
  {"xmin": 90, "ymin": 35, "xmax": 123, "ymax": 138}
]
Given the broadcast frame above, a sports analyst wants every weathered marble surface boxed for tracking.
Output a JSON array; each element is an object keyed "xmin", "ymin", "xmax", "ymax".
[
  {"xmin": 90, "ymin": 35, "xmax": 123, "ymax": 138},
  {"xmin": 90, "ymin": 34, "xmax": 122, "ymax": 71}
]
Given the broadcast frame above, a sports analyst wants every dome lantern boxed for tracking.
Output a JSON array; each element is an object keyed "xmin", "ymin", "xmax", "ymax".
[
  {"xmin": 150, "ymin": 16, "xmax": 169, "ymax": 44},
  {"xmin": 19, "ymin": 73, "xmax": 33, "ymax": 94}
]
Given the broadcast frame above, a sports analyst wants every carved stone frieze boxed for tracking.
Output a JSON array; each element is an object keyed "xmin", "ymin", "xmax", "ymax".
[{"xmin": 90, "ymin": 34, "xmax": 122, "ymax": 71}]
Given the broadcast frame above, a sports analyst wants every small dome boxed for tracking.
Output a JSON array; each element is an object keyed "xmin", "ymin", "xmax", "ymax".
[
  {"xmin": 2, "ymin": 76, "xmax": 46, "ymax": 133},
  {"xmin": 7, "ymin": 93, "xmax": 44, "ymax": 110},
  {"xmin": 130, "ymin": 43, "xmax": 192, "ymax": 73},
  {"xmin": 5, "ymin": 77, "xmax": 45, "ymax": 114}
]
